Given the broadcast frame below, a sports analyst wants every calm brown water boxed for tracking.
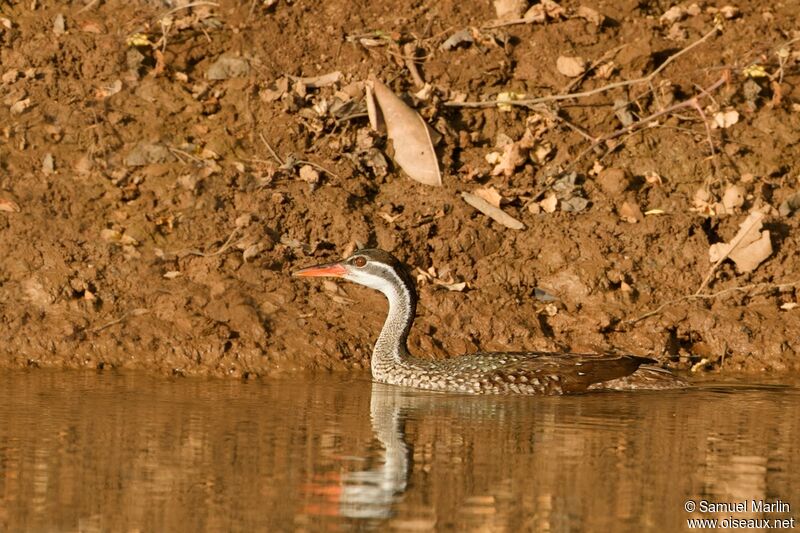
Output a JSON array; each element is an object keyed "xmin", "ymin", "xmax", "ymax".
[{"xmin": 0, "ymin": 371, "xmax": 797, "ymax": 532}]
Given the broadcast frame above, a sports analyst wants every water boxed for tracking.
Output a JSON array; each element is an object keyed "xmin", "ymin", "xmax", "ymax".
[{"xmin": 0, "ymin": 371, "xmax": 797, "ymax": 532}]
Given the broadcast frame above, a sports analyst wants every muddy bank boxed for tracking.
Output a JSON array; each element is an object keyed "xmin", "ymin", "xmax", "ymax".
[{"xmin": 0, "ymin": 0, "xmax": 798, "ymax": 378}]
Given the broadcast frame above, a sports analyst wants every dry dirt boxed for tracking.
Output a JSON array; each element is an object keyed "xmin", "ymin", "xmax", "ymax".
[{"xmin": 1, "ymin": 0, "xmax": 799, "ymax": 379}]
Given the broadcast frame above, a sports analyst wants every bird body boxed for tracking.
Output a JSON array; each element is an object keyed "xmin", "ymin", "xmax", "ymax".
[{"xmin": 294, "ymin": 249, "xmax": 684, "ymax": 395}]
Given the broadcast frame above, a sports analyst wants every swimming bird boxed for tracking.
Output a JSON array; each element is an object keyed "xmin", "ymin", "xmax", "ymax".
[{"xmin": 294, "ymin": 249, "xmax": 685, "ymax": 395}]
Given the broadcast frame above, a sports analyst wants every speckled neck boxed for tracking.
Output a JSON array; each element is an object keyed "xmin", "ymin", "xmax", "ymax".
[{"xmin": 371, "ymin": 273, "xmax": 417, "ymax": 380}]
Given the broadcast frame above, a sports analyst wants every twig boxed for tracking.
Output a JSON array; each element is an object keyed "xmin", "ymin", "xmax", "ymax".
[
  {"xmin": 259, "ymin": 133, "xmax": 285, "ymax": 166},
  {"xmin": 551, "ymin": 110, "xmax": 598, "ymax": 143},
  {"xmin": 91, "ymin": 309, "xmax": 150, "ymax": 333},
  {"xmin": 403, "ymin": 43, "xmax": 426, "ymax": 88},
  {"xmin": 626, "ymin": 281, "xmax": 800, "ymax": 325},
  {"xmin": 445, "ymin": 24, "xmax": 721, "ymax": 109},
  {"xmin": 182, "ymin": 227, "xmax": 242, "ymax": 258},
  {"xmin": 77, "ymin": 0, "xmax": 101, "ymax": 14},
  {"xmin": 688, "ymin": 97, "xmax": 719, "ymax": 175},
  {"xmin": 568, "ymin": 75, "xmax": 726, "ymax": 167}
]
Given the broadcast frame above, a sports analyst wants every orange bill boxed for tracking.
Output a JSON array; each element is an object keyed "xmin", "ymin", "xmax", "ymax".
[{"xmin": 292, "ymin": 262, "xmax": 347, "ymax": 278}]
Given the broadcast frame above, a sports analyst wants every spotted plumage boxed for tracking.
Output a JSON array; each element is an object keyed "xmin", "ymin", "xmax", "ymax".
[{"xmin": 294, "ymin": 249, "xmax": 685, "ymax": 395}]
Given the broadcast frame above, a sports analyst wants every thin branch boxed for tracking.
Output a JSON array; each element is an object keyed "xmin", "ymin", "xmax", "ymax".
[
  {"xmin": 259, "ymin": 133, "xmax": 285, "ymax": 166},
  {"xmin": 91, "ymin": 309, "xmax": 150, "ymax": 333},
  {"xmin": 567, "ymin": 75, "xmax": 726, "ymax": 168},
  {"xmin": 445, "ymin": 24, "xmax": 722, "ymax": 109},
  {"xmin": 403, "ymin": 43, "xmax": 426, "ymax": 88},
  {"xmin": 77, "ymin": 0, "xmax": 101, "ymax": 14},
  {"xmin": 688, "ymin": 97, "xmax": 719, "ymax": 175},
  {"xmin": 625, "ymin": 281, "xmax": 800, "ymax": 325},
  {"xmin": 182, "ymin": 227, "xmax": 242, "ymax": 258}
]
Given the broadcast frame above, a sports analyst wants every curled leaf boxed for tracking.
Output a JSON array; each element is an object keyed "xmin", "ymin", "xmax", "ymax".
[
  {"xmin": 370, "ymin": 80, "xmax": 442, "ymax": 186},
  {"xmin": 708, "ymin": 211, "xmax": 772, "ymax": 273}
]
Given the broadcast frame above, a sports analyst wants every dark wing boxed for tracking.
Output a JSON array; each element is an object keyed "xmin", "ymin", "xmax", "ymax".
[
  {"xmin": 588, "ymin": 364, "xmax": 688, "ymax": 391},
  {"xmin": 481, "ymin": 352, "xmax": 653, "ymax": 394}
]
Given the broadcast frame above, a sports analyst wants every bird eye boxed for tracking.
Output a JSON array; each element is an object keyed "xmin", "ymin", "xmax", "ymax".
[{"xmin": 353, "ymin": 256, "xmax": 367, "ymax": 267}]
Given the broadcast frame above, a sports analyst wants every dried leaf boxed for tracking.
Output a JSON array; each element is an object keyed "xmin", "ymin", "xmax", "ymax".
[
  {"xmin": 619, "ymin": 201, "xmax": 643, "ymax": 223},
  {"xmin": 561, "ymin": 196, "xmax": 589, "ymax": 213},
  {"xmin": 100, "ymin": 228, "xmax": 123, "ymax": 242},
  {"xmin": 95, "ymin": 79, "xmax": 122, "ymax": 100},
  {"xmin": 378, "ymin": 212, "xmax": 402, "ymax": 224},
  {"xmin": 473, "ymin": 187, "xmax": 503, "ymax": 208},
  {"xmin": 371, "ymin": 80, "xmax": 441, "ymax": 186},
  {"xmin": 53, "ymin": 14, "xmax": 66, "ymax": 35},
  {"xmin": 440, "ymin": 29, "xmax": 473, "ymax": 51},
  {"xmin": 595, "ymin": 61, "xmax": 615, "ymax": 79},
  {"xmin": 42, "ymin": 153, "xmax": 55, "ymax": 175},
  {"xmin": 207, "ymin": 56, "xmax": 249, "ymax": 80},
  {"xmin": 577, "ymin": 6, "xmax": 604, "ymax": 25},
  {"xmin": 261, "ymin": 77, "xmax": 289, "ymax": 102},
  {"xmin": 489, "ymin": 129, "xmax": 535, "ymax": 176},
  {"xmin": 0, "ymin": 198, "xmax": 20, "ymax": 213},
  {"xmin": 778, "ymin": 192, "xmax": 800, "ymax": 217},
  {"xmin": 644, "ymin": 170, "xmax": 663, "ymax": 186},
  {"xmin": 10, "ymin": 98, "xmax": 30, "ymax": 115},
  {"xmin": 524, "ymin": 0, "xmax": 566, "ymax": 22},
  {"xmin": 365, "ymin": 83, "xmax": 385, "ymax": 134},
  {"xmin": 711, "ymin": 109, "xmax": 739, "ymax": 129},
  {"xmin": 556, "ymin": 56, "xmax": 587, "ymax": 77},
  {"xmin": 540, "ymin": 192, "xmax": 558, "ymax": 213},
  {"xmin": 721, "ymin": 185, "xmax": 744, "ymax": 211},
  {"xmin": 780, "ymin": 302, "xmax": 798, "ymax": 311},
  {"xmin": 461, "ymin": 192, "xmax": 525, "ymax": 230},
  {"xmin": 660, "ymin": 5, "xmax": 686, "ymax": 23},
  {"xmin": 298, "ymin": 165, "xmax": 320, "ymax": 184},
  {"xmin": 613, "ymin": 99, "xmax": 634, "ymax": 126},
  {"xmin": 708, "ymin": 211, "xmax": 772, "ymax": 273},
  {"xmin": 163, "ymin": 271, "xmax": 182, "ymax": 279},
  {"xmin": 491, "ymin": 143, "xmax": 525, "ymax": 176},
  {"xmin": 692, "ymin": 188, "xmax": 716, "ymax": 216},
  {"xmin": 243, "ymin": 244, "xmax": 264, "ymax": 262},
  {"xmin": 434, "ymin": 279, "xmax": 468, "ymax": 292}
]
